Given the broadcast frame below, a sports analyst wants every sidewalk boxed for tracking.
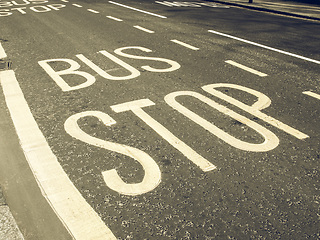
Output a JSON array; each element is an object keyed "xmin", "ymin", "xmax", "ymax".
[
  {"xmin": 0, "ymin": 187, "xmax": 24, "ymax": 240},
  {"xmin": 209, "ymin": 0, "xmax": 320, "ymax": 21}
]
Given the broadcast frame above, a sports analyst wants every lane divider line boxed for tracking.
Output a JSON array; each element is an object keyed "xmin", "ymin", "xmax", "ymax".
[
  {"xmin": 87, "ymin": 9, "xmax": 100, "ymax": 13},
  {"xmin": 72, "ymin": 4, "xmax": 83, "ymax": 7},
  {"xmin": 225, "ymin": 60, "xmax": 268, "ymax": 77},
  {"xmin": 61, "ymin": 0, "xmax": 69, "ymax": 2},
  {"xmin": 0, "ymin": 43, "xmax": 116, "ymax": 240},
  {"xmin": 170, "ymin": 39, "xmax": 199, "ymax": 50},
  {"xmin": 134, "ymin": 25, "xmax": 155, "ymax": 33},
  {"xmin": 107, "ymin": 15, "xmax": 123, "ymax": 21},
  {"xmin": 303, "ymin": 91, "xmax": 320, "ymax": 100},
  {"xmin": 209, "ymin": 30, "xmax": 320, "ymax": 65},
  {"xmin": 109, "ymin": 1, "xmax": 167, "ymax": 18}
]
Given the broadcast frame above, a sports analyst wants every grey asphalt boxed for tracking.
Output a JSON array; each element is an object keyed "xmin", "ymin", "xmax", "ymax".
[
  {"xmin": 0, "ymin": 0, "xmax": 319, "ymax": 239},
  {"xmin": 208, "ymin": 0, "xmax": 320, "ymax": 21}
]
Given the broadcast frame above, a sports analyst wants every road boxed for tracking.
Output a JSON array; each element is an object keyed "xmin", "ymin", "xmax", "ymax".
[{"xmin": 0, "ymin": 0, "xmax": 319, "ymax": 239}]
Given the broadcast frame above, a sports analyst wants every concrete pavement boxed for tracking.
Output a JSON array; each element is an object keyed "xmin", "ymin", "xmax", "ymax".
[
  {"xmin": 0, "ymin": 187, "xmax": 24, "ymax": 240},
  {"xmin": 208, "ymin": 0, "xmax": 320, "ymax": 21}
]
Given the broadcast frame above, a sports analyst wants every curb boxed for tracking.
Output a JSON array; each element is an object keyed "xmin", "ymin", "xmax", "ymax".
[
  {"xmin": 206, "ymin": 0, "xmax": 320, "ymax": 21},
  {"xmin": 0, "ymin": 186, "xmax": 24, "ymax": 240}
]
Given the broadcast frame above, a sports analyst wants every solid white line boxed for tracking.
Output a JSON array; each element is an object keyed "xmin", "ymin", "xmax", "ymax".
[
  {"xmin": 303, "ymin": 91, "xmax": 320, "ymax": 100},
  {"xmin": 0, "ymin": 42, "xmax": 7, "ymax": 59},
  {"xmin": 72, "ymin": 4, "xmax": 82, "ymax": 7},
  {"xmin": 209, "ymin": 30, "xmax": 320, "ymax": 65},
  {"xmin": 106, "ymin": 15, "xmax": 123, "ymax": 21},
  {"xmin": 0, "ymin": 70, "xmax": 116, "ymax": 239},
  {"xmin": 109, "ymin": 1, "xmax": 167, "ymax": 18},
  {"xmin": 87, "ymin": 9, "xmax": 99, "ymax": 13},
  {"xmin": 225, "ymin": 60, "xmax": 268, "ymax": 77},
  {"xmin": 134, "ymin": 25, "xmax": 155, "ymax": 33},
  {"xmin": 170, "ymin": 39, "xmax": 199, "ymax": 50}
]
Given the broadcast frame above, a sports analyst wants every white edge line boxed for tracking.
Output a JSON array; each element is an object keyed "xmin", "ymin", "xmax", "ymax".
[
  {"xmin": 303, "ymin": 91, "xmax": 320, "ymax": 100},
  {"xmin": 225, "ymin": 60, "xmax": 268, "ymax": 77},
  {"xmin": 72, "ymin": 4, "xmax": 83, "ymax": 7},
  {"xmin": 209, "ymin": 30, "xmax": 320, "ymax": 65},
  {"xmin": 109, "ymin": 1, "xmax": 167, "ymax": 18},
  {"xmin": 170, "ymin": 39, "xmax": 199, "ymax": 50},
  {"xmin": 134, "ymin": 25, "xmax": 155, "ymax": 33},
  {"xmin": 88, "ymin": 9, "xmax": 99, "ymax": 13},
  {"xmin": 0, "ymin": 42, "xmax": 115, "ymax": 240},
  {"xmin": 0, "ymin": 42, "xmax": 7, "ymax": 59},
  {"xmin": 0, "ymin": 70, "xmax": 116, "ymax": 240},
  {"xmin": 106, "ymin": 15, "xmax": 123, "ymax": 21}
]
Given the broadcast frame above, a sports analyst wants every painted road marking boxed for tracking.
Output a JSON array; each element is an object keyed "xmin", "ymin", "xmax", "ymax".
[
  {"xmin": 0, "ymin": 42, "xmax": 116, "ymax": 239},
  {"xmin": 107, "ymin": 15, "xmax": 123, "ymax": 21},
  {"xmin": 0, "ymin": 70, "xmax": 116, "ymax": 240},
  {"xmin": 109, "ymin": 1, "xmax": 167, "ymax": 18},
  {"xmin": 225, "ymin": 60, "xmax": 268, "ymax": 77},
  {"xmin": 61, "ymin": 0, "xmax": 69, "ymax": 2},
  {"xmin": 303, "ymin": 91, "xmax": 320, "ymax": 100},
  {"xmin": 0, "ymin": 42, "xmax": 7, "ymax": 59},
  {"xmin": 87, "ymin": 9, "xmax": 99, "ymax": 13},
  {"xmin": 155, "ymin": 1, "xmax": 229, "ymax": 8},
  {"xmin": 209, "ymin": 30, "xmax": 320, "ymax": 65},
  {"xmin": 65, "ymin": 110, "xmax": 161, "ymax": 196},
  {"xmin": 111, "ymin": 99, "xmax": 216, "ymax": 172},
  {"xmin": 134, "ymin": 25, "xmax": 155, "ymax": 33},
  {"xmin": 72, "ymin": 4, "xmax": 83, "ymax": 7},
  {"xmin": 165, "ymin": 91, "xmax": 279, "ymax": 152},
  {"xmin": 202, "ymin": 83, "xmax": 309, "ymax": 140},
  {"xmin": 170, "ymin": 39, "xmax": 199, "ymax": 50}
]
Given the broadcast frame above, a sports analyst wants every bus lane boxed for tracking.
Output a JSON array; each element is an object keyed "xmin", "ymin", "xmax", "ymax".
[{"xmin": 1, "ymin": 1, "xmax": 320, "ymax": 239}]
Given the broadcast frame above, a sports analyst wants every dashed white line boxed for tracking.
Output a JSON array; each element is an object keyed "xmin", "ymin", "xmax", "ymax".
[
  {"xmin": 134, "ymin": 25, "xmax": 155, "ymax": 33},
  {"xmin": 170, "ymin": 39, "xmax": 199, "ymax": 50},
  {"xmin": 106, "ymin": 15, "xmax": 123, "ymax": 21},
  {"xmin": 87, "ymin": 9, "xmax": 100, "ymax": 13},
  {"xmin": 72, "ymin": 3, "xmax": 83, "ymax": 7},
  {"xmin": 109, "ymin": 1, "xmax": 167, "ymax": 18},
  {"xmin": 225, "ymin": 60, "xmax": 268, "ymax": 77},
  {"xmin": 209, "ymin": 30, "xmax": 320, "ymax": 65},
  {"xmin": 61, "ymin": 0, "xmax": 69, "ymax": 2},
  {"xmin": 303, "ymin": 91, "xmax": 320, "ymax": 100}
]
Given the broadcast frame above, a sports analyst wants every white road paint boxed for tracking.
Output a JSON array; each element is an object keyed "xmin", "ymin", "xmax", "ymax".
[
  {"xmin": 107, "ymin": 15, "xmax": 123, "ymax": 21},
  {"xmin": 170, "ymin": 39, "xmax": 199, "ymax": 50},
  {"xmin": 109, "ymin": 1, "xmax": 167, "ymax": 18},
  {"xmin": 65, "ymin": 111, "xmax": 161, "ymax": 195},
  {"xmin": 38, "ymin": 58, "xmax": 96, "ymax": 92},
  {"xmin": 165, "ymin": 91, "xmax": 279, "ymax": 152},
  {"xmin": 76, "ymin": 50, "xmax": 141, "ymax": 80},
  {"xmin": 0, "ymin": 42, "xmax": 7, "ymax": 59},
  {"xmin": 87, "ymin": 9, "xmax": 99, "ymax": 13},
  {"xmin": 202, "ymin": 83, "xmax": 309, "ymax": 140},
  {"xmin": 209, "ymin": 30, "xmax": 320, "ymax": 65},
  {"xmin": 225, "ymin": 60, "xmax": 268, "ymax": 77},
  {"xmin": 72, "ymin": 4, "xmax": 82, "ymax": 7},
  {"xmin": 114, "ymin": 46, "xmax": 181, "ymax": 72},
  {"xmin": 111, "ymin": 99, "xmax": 216, "ymax": 172},
  {"xmin": 0, "ymin": 70, "xmax": 116, "ymax": 240},
  {"xmin": 134, "ymin": 25, "xmax": 155, "ymax": 33},
  {"xmin": 303, "ymin": 91, "xmax": 320, "ymax": 100},
  {"xmin": 61, "ymin": 0, "xmax": 68, "ymax": 2},
  {"xmin": 155, "ymin": 1, "xmax": 229, "ymax": 8}
]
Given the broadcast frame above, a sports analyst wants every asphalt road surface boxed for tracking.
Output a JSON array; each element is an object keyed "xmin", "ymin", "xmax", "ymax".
[{"xmin": 0, "ymin": 0, "xmax": 319, "ymax": 239}]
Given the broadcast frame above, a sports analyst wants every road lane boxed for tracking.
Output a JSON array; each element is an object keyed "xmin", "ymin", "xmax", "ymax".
[{"xmin": 1, "ymin": 0, "xmax": 319, "ymax": 239}]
